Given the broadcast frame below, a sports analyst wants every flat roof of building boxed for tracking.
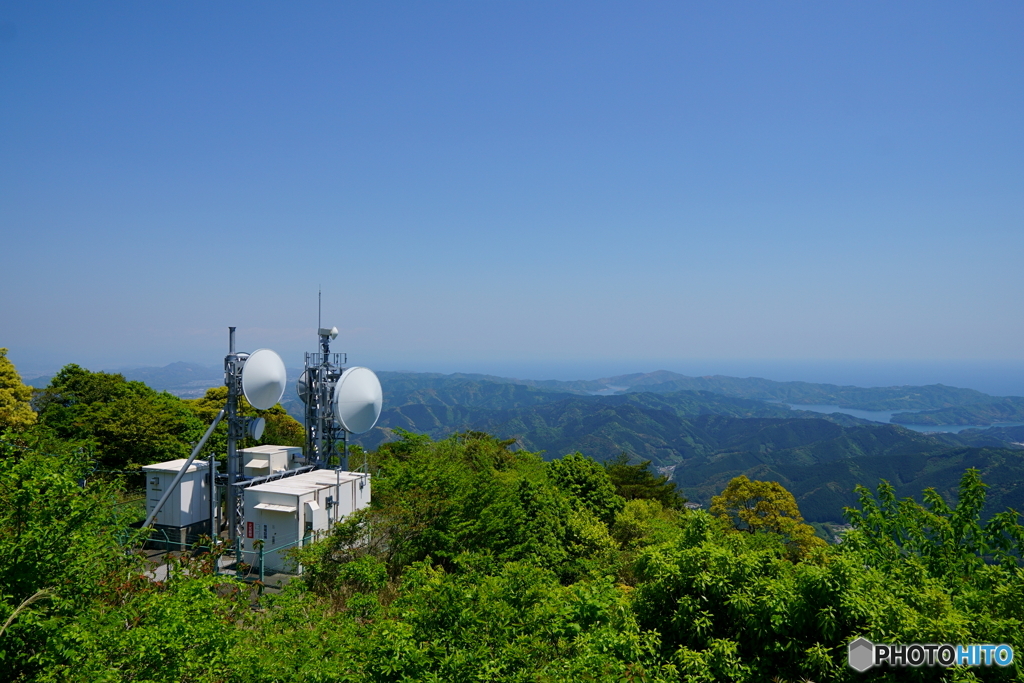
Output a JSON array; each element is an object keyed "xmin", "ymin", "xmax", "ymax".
[
  {"xmin": 238, "ymin": 444, "xmax": 302, "ymax": 454},
  {"xmin": 246, "ymin": 469, "xmax": 366, "ymax": 495},
  {"xmin": 143, "ymin": 459, "xmax": 210, "ymax": 473}
]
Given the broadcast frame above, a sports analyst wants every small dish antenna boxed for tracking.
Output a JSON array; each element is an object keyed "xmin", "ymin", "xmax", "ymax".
[
  {"xmin": 144, "ymin": 328, "xmax": 285, "ymax": 548},
  {"xmin": 332, "ymin": 366, "xmax": 383, "ymax": 434},
  {"xmin": 247, "ymin": 417, "xmax": 266, "ymax": 440},
  {"xmin": 241, "ymin": 348, "xmax": 287, "ymax": 410}
]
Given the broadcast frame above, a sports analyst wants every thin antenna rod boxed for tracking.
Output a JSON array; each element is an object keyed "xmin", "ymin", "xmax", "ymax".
[
  {"xmin": 142, "ymin": 408, "xmax": 225, "ymax": 528},
  {"xmin": 318, "ymin": 288, "xmax": 321, "ymax": 331}
]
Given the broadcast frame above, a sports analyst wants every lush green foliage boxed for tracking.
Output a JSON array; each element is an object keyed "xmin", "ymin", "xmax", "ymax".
[
  {"xmin": 33, "ymin": 364, "xmax": 205, "ymax": 470},
  {"xmin": 0, "ymin": 349, "xmax": 37, "ymax": 431},
  {"xmin": 0, "ymin": 431, "xmax": 146, "ymax": 680},
  {"xmin": 548, "ymin": 451, "xmax": 625, "ymax": 526},
  {"xmin": 184, "ymin": 385, "xmax": 305, "ymax": 455},
  {"xmin": 32, "ymin": 364, "xmax": 302, "ymax": 471},
  {"xmin": 710, "ymin": 474, "xmax": 827, "ymax": 559},
  {"xmin": 605, "ymin": 453, "xmax": 687, "ymax": 509},
  {"xmin": 1, "ymin": 427, "xmax": 1023, "ymax": 682},
  {"xmin": 314, "ymin": 431, "xmax": 619, "ymax": 584}
]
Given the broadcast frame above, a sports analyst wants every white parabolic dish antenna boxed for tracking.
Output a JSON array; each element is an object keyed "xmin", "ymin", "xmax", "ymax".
[
  {"xmin": 241, "ymin": 349, "xmax": 287, "ymax": 410},
  {"xmin": 332, "ymin": 367, "xmax": 383, "ymax": 434}
]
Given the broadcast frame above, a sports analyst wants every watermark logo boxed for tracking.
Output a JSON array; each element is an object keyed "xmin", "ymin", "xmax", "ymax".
[{"xmin": 848, "ymin": 638, "xmax": 1014, "ymax": 671}]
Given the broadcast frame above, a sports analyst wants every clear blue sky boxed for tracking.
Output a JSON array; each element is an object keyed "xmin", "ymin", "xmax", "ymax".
[{"xmin": 2, "ymin": 2, "xmax": 1022, "ymax": 389}]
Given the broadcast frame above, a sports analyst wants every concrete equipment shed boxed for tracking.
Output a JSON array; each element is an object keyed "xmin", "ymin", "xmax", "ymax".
[
  {"xmin": 240, "ymin": 444, "xmax": 304, "ymax": 478},
  {"xmin": 143, "ymin": 459, "xmax": 211, "ymax": 529},
  {"xmin": 242, "ymin": 469, "xmax": 370, "ymax": 573}
]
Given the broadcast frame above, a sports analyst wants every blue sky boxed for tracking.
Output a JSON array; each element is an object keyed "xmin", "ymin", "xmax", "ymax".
[{"xmin": 2, "ymin": 2, "xmax": 1023, "ymax": 389}]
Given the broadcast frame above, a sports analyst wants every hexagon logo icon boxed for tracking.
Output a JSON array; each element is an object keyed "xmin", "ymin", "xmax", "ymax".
[{"xmin": 848, "ymin": 638, "xmax": 874, "ymax": 672}]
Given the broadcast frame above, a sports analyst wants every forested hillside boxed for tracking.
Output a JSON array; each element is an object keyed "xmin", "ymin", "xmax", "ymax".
[
  {"xmin": 19, "ymin": 360, "xmax": 1024, "ymax": 525},
  {"xmin": 385, "ymin": 369, "xmax": 1006, "ymax": 411},
  {"xmin": 2, "ymin": 429, "xmax": 1023, "ymax": 681},
  {"xmin": 34, "ymin": 360, "xmax": 1024, "ymax": 526},
  {"xmin": 891, "ymin": 397, "xmax": 1024, "ymax": 426},
  {"xmin": 619, "ymin": 373, "xmax": 998, "ymax": 410},
  {"xmin": 43, "ymin": 363, "xmax": 1024, "ymax": 424},
  {"xmin": 27, "ymin": 363, "xmax": 303, "ymax": 472},
  {"xmin": 3, "ymin": 351, "xmax": 1024, "ymax": 680},
  {"xmin": 341, "ymin": 375, "xmax": 1024, "ymax": 524},
  {"xmin": 360, "ymin": 387, "xmax": 801, "ymax": 452}
]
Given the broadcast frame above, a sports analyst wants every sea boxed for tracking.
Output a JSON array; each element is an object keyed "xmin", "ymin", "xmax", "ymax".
[{"xmin": 787, "ymin": 404, "xmax": 1024, "ymax": 434}]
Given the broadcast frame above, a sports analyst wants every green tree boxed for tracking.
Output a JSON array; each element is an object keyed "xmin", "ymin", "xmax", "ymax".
[
  {"xmin": 183, "ymin": 386, "xmax": 304, "ymax": 458},
  {"xmin": 547, "ymin": 452, "xmax": 625, "ymax": 526},
  {"xmin": 301, "ymin": 432, "xmax": 622, "ymax": 584},
  {"xmin": 710, "ymin": 475, "xmax": 825, "ymax": 559},
  {"xmin": 843, "ymin": 468, "xmax": 1024, "ymax": 578},
  {"xmin": 360, "ymin": 430, "xmax": 573, "ymax": 575},
  {"xmin": 0, "ymin": 431, "xmax": 145, "ymax": 680},
  {"xmin": 34, "ymin": 364, "xmax": 204, "ymax": 470},
  {"xmin": 0, "ymin": 349, "xmax": 36, "ymax": 431},
  {"xmin": 610, "ymin": 498, "xmax": 681, "ymax": 550},
  {"xmin": 604, "ymin": 452, "xmax": 686, "ymax": 509}
]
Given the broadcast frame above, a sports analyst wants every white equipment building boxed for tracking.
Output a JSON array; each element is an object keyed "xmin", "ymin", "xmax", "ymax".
[
  {"xmin": 242, "ymin": 469, "xmax": 371, "ymax": 572},
  {"xmin": 140, "ymin": 324, "xmax": 382, "ymax": 578},
  {"xmin": 240, "ymin": 445, "xmax": 305, "ymax": 478},
  {"xmin": 143, "ymin": 459, "xmax": 213, "ymax": 546}
]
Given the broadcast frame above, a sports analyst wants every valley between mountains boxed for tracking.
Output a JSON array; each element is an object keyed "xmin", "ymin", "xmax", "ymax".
[
  {"xmin": 307, "ymin": 370, "xmax": 1024, "ymax": 526},
  {"xmin": 47, "ymin": 364, "xmax": 1024, "ymax": 528}
]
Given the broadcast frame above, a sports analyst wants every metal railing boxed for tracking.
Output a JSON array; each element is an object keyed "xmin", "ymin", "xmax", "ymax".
[
  {"xmin": 305, "ymin": 352, "xmax": 346, "ymax": 367},
  {"xmin": 235, "ymin": 534, "xmax": 314, "ymax": 582},
  {"xmin": 136, "ymin": 527, "xmax": 316, "ymax": 584}
]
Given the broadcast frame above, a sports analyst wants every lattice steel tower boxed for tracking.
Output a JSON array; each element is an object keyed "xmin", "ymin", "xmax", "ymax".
[{"xmin": 299, "ymin": 325, "xmax": 348, "ymax": 469}]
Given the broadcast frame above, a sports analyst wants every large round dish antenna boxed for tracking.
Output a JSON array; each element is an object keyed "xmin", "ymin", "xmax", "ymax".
[
  {"xmin": 332, "ymin": 367, "xmax": 383, "ymax": 434},
  {"xmin": 241, "ymin": 348, "xmax": 287, "ymax": 410},
  {"xmin": 296, "ymin": 370, "xmax": 309, "ymax": 404}
]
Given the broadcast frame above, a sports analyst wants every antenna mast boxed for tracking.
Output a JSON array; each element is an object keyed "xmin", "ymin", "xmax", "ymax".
[
  {"xmin": 223, "ymin": 329, "xmax": 284, "ymax": 544},
  {"xmin": 301, "ymin": 298, "xmax": 346, "ymax": 470},
  {"xmin": 225, "ymin": 327, "xmax": 244, "ymax": 545},
  {"xmin": 297, "ymin": 293, "xmax": 383, "ymax": 473}
]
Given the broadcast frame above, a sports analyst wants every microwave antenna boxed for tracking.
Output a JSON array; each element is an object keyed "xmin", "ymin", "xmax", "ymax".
[
  {"xmin": 297, "ymin": 297, "xmax": 383, "ymax": 470},
  {"xmin": 142, "ymin": 327, "xmax": 286, "ymax": 549},
  {"xmin": 223, "ymin": 328, "xmax": 286, "ymax": 542}
]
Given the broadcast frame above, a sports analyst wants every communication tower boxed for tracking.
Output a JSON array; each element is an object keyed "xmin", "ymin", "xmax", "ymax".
[
  {"xmin": 298, "ymin": 326, "xmax": 345, "ymax": 468},
  {"xmin": 142, "ymin": 313, "xmax": 381, "ymax": 575},
  {"xmin": 223, "ymin": 328, "xmax": 287, "ymax": 541},
  {"xmin": 298, "ymin": 325, "xmax": 383, "ymax": 470},
  {"xmin": 143, "ymin": 327, "xmax": 287, "ymax": 547}
]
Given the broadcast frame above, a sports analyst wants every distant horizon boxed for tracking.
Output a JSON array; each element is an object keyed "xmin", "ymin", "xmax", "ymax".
[{"xmin": 13, "ymin": 353, "xmax": 1024, "ymax": 399}]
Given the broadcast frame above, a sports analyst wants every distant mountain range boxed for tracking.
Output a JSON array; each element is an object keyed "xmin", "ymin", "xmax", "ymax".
[
  {"xmin": 27, "ymin": 361, "xmax": 223, "ymax": 398},
  {"xmin": 28, "ymin": 363, "xmax": 1024, "ymax": 524},
  {"xmin": 31, "ymin": 363, "xmax": 1023, "ymax": 418}
]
